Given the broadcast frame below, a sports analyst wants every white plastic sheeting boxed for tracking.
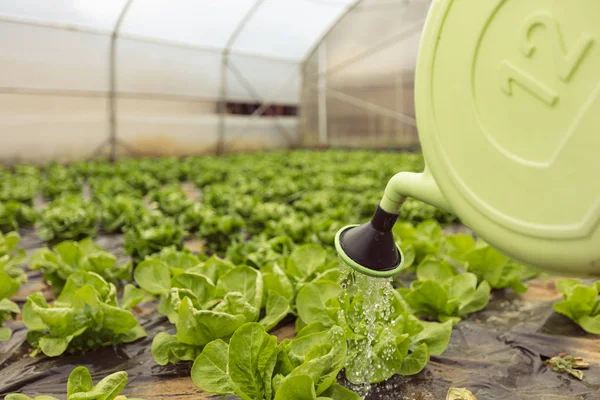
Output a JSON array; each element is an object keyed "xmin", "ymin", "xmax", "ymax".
[
  {"xmin": 0, "ymin": 0, "xmax": 355, "ymax": 162},
  {"xmin": 0, "ymin": 0, "xmax": 126, "ymax": 32},
  {"xmin": 0, "ymin": 0, "xmax": 355, "ymax": 95},
  {"xmin": 301, "ymin": 0, "xmax": 431, "ymax": 149}
]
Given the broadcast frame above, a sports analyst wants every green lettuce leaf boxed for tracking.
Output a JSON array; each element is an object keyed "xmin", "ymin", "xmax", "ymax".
[
  {"xmin": 191, "ymin": 339, "xmax": 236, "ymax": 394},
  {"xmin": 554, "ymin": 279, "xmax": 600, "ymax": 334},
  {"xmin": 259, "ymin": 291, "xmax": 291, "ymax": 331}
]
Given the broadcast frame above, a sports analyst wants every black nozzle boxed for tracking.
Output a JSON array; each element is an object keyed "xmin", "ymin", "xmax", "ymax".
[{"xmin": 338, "ymin": 204, "xmax": 401, "ymax": 272}]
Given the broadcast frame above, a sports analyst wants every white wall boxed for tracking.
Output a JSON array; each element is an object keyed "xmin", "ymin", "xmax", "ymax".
[{"xmin": 0, "ymin": 92, "xmax": 298, "ymax": 164}]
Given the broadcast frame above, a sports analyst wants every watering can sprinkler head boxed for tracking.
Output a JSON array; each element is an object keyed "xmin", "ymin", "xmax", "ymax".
[
  {"xmin": 335, "ymin": 204, "xmax": 404, "ymax": 278},
  {"xmin": 334, "ymin": 170, "xmax": 448, "ymax": 278}
]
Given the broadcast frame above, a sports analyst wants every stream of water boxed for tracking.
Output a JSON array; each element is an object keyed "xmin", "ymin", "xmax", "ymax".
[{"xmin": 337, "ymin": 261, "xmax": 398, "ymax": 398}]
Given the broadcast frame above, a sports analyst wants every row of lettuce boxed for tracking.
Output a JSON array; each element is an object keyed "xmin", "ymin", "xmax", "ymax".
[
  {"xmin": 1, "ymin": 152, "xmax": 455, "ymax": 259},
  {"xmin": 3, "ymin": 219, "xmax": 600, "ymax": 399}
]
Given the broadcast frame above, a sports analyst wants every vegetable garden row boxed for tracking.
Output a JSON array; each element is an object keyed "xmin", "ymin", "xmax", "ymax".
[{"xmin": 1, "ymin": 150, "xmax": 599, "ymax": 400}]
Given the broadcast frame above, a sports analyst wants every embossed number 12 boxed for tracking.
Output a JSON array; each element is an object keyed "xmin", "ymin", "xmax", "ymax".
[{"xmin": 500, "ymin": 11, "xmax": 594, "ymax": 106}]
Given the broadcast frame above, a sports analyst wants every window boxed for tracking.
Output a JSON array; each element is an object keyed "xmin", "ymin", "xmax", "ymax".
[{"xmin": 225, "ymin": 102, "xmax": 298, "ymax": 117}]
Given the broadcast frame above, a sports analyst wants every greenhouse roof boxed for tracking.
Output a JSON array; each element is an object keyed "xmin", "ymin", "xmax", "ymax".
[{"xmin": 0, "ymin": 0, "xmax": 356, "ymax": 62}]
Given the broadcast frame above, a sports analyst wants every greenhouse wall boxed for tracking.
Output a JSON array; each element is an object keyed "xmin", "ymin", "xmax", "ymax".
[
  {"xmin": 0, "ymin": 0, "xmax": 355, "ymax": 164},
  {"xmin": 300, "ymin": 0, "xmax": 432, "ymax": 150}
]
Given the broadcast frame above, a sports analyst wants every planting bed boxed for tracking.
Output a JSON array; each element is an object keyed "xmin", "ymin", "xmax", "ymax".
[{"xmin": 1, "ymin": 151, "xmax": 599, "ymax": 400}]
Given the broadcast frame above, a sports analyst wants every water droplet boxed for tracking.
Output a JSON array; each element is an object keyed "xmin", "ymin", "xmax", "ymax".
[{"xmin": 337, "ymin": 259, "xmax": 397, "ymax": 398}]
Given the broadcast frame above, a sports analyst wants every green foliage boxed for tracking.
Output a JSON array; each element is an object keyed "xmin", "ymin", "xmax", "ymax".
[
  {"xmin": 5, "ymin": 365, "xmax": 145, "ymax": 400},
  {"xmin": 177, "ymin": 202, "xmax": 204, "ymax": 231},
  {"xmin": 399, "ymin": 257, "xmax": 490, "ymax": 323},
  {"xmin": 137, "ymin": 252, "xmax": 291, "ymax": 365},
  {"xmin": 41, "ymin": 164, "xmax": 83, "ymax": 200},
  {"xmin": 98, "ymin": 195, "xmax": 145, "ymax": 233},
  {"xmin": 30, "ymin": 237, "xmax": 131, "ymax": 296},
  {"xmin": 295, "ymin": 277, "xmax": 452, "ymax": 384},
  {"xmin": 139, "ymin": 244, "xmax": 339, "ymax": 367},
  {"xmin": 125, "ymin": 171, "xmax": 161, "ymax": 195},
  {"xmin": 1, "ymin": 231, "xmax": 28, "ymax": 283},
  {"xmin": 226, "ymin": 235, "xmax": 294, "ymax": 268},
  {"xmin": 0, "ymin": 298, "xmax": 20, "ymax": 341},
  {"xmin": 400, "ymin": 197, "xmax": 458, "ymax": 224},
  {"xmin": 443, "ymin": 235, "xmax": 539, "ymax": 292},
  {"xmin": 23, "ymin": 271, "xmax": 146, "ymax": 357},
  {"xmin": 38, "ymin": 196, "xmax": 98, "ymax": 241},
  {"xmin": 553, "ymin": 279, "xmax": 600, "ymax": 334},
  {"xmin": 124, "ymin": 217, "xmax": 188, "ymax": 263},
  {"xmin": 0, "ymin": 201, "xmax": 37, "ymax": 232},
  {"xmin": 90, "ymin": 177, "xmax": 142, "ymax": 200},
  {"xmin": 195, "ymin": 207, "xmax": 245, "ymax": 253},
  {"xmin": 149, "ymin": 185, "xmax": 192, "ymax": 216},
  {"xmin": 393, "ymin": 220, "xmax": 444, "ymax": 269},
  {"xmin": 393, "ymin": 221, "xmax": 539, "ymax": 295},
  {"xmin": 0, "ymin": 173, "xmax": 40, "ymax": 204},
  {"xmin": 0, "ymin": 231, "xmax": 27, "ymax": 340},
  {"xmin": 265, "ymin": 214, "xmax": 313, "ymax": 244},
  {"xmin": 191, "ymin": 322, "xmax": 353, "ymax": 400}
]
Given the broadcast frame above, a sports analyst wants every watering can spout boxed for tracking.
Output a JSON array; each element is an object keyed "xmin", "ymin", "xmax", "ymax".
[
  {"xmin": 379, "ymin": 168, "xmax": 452, "ymax": 215},
  {"xmin": 334, "ymin": 168, "xmax": 452, "ymax": 279}
]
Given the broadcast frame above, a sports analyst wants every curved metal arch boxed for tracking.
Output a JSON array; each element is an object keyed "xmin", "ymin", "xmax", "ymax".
[
  {"xmin": 91, "ymin": 0, "xmax": 135, "ymax": 161},
  {"xmin": 217, "ymin": 0, "xmax": 267, "ymax": 155}
]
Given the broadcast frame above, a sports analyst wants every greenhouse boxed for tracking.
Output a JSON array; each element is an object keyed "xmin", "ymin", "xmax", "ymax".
[{"xmin": 1, "ymin": 1, "xmax": 599, "ymax": 399}]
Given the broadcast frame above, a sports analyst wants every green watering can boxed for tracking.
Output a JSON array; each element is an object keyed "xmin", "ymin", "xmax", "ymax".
[{"xmin": 336, "ymin": 0, "xmax": 600, "ymax": 277}]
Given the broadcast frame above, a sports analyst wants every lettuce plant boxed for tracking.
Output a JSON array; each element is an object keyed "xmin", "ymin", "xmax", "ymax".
[
  {"xmin": 0, "ymin": 201, "xmax": 37, "ymax": 231},
  {"xmin": 400, "ymin": 197, "xmax": 458, "ymax": 224},
  {"xmin": 90, "ymin": 177, "xmax": 141, "ymax": 200},
  {"xmin": 0, "ymin": 175, "xmax": 40, "ymax": 204},
  {"xmin": 243, "ymin": 202, "xmax": 292, "ymax": 235},
  {"xmin": 0, "ymin": 297, "xmax": 20, "ymax": 341},
  {"xmin": 265, "ymin": 214, "xmax": 313, "ymax": 244},
  {"xmin": 5, "ymin": 365, "xmax": 145, "ymax": 400},
  {"xmin": 145, "ymin": 246, "xmax": 207, "ymax": 275},
  {"xmin": 226, "ymin": 235, "xmax": 295, "ymax": 268},
  {"xmin": 191, "ymin": 322, "xmax": 359, "ymax": 400},
  {"xmin": 149, "ymin": 185, "xmax": 192, "ymax": 216},
  {"xmin": 399, "ymin": 257, "xmax": 490, "ymax": 324},
  {"xmin": 98, "ymin": 194, "xmax": 146, "ymax": 233},
  {"xmin": 177, "ymin": 202, "xmax": 204, "ymax": 231},
  {"xmin": 296, "ymin": 277, "xmax": 452, "ymax": 385},
  {"xmin": 41, "ymin": 165, "xmax": 83, "ymax": 200},
  {"xmin": 125, "ymin": 171, "xmax": 161, "ymax": 195},
  {"xmin": 136, "ymin": 256, "xmax": 290, "ymax": 365},
  {"xmin": 133, "ymin": 157, "xmax": 185, "ymax": 184},
  {"xmin": 30, "ymin": 238, "xmax": 131, "ymax": 296},
  {"xmin": 281, "ymin": 244, "xmax": 339, "ymax": 295},
  {"xmin": 443, "ymin": 234, "xmax": 539, "ymax": 293},
  {"xmin": 23, "ymin": 271, "xmax": 146, "ymax": 357},
  {"xmin": 0, "ymin": 232, "xmax": 26, "ymax": 341},
  {"xmin": 195, "ymin": 206, "xmax": 245, "ymax": 253},
  {"xmin": 1, "ymin": 231, "xmax": 27, "ymax": 279},
  {"xmin": 310, "ymin": 217, "xmax": 346, "ymax": 246},
  {"xmin": 293, "ymin": 191, "xmax": 331, "ymax": 214},
  {"xmin": 553, "ymin": 279, "xmax": 600, "ymax": 334},
  {"xmin": 124, "ymin": 217, "xmax": 187, "ymax": 263},
  {"xmin": 393, "ymin": 220, "xmax": 444, "ymax": 269},
  {"xmin": 37, "ymin": 196, "xmax": 98, "ymax": 241},
  {"xmin": 0, "ymin": 231, "xmax": 27, "ymax": 340}
]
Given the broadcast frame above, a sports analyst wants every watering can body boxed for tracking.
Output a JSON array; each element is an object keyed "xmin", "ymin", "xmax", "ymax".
[{"xmin": 394, "ymin": 0, "xmax": 600, "ymax": 276}]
